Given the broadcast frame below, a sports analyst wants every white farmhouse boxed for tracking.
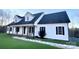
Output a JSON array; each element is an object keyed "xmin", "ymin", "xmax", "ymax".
[{"xmin": 7, "ymin": 11, "xmax": 70, "ymax": 41}]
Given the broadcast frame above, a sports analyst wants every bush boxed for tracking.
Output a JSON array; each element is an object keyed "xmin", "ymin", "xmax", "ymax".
[
  {"xmin": 39, "ymin": 30, "xmax": 46, "ymax": 38},
  {"xmin": 0, "ymin": 26, "xmax": 7, "ymax": 33}
]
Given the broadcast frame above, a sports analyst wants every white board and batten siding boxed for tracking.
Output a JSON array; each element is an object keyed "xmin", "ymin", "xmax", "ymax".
[{"xmin": 35, "ymin": 23, "xmax": 69, "ymax": 41}]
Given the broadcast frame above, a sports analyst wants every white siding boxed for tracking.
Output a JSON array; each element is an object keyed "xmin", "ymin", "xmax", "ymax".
[
  {"xmin": 35, "ymin": 23, "xmax": 69, "ymax": 41},
  {"xmin": 25, "ymin": 15, "xmax": 34, "ymax": 21},
  {"xmin": 7, "ymin": 26, "xmax": 13, "ymax": 34},
  {"xmin": 7, "ymin": 23, "xmax": 69, "ymax": 41},
  {"xmin": 25, "ymin": 12, "xmax": 34, "ymax": 21},
  {"xmin": 14, "ymin": 16, "xmax": 22, "ymax": 23}
]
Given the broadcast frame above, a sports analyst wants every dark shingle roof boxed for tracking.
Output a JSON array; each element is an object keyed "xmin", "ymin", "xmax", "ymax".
[
  {"xmin": 8, "ymin": 11, "xmax": 70, "ymax": 26},
  {"xmin": 15, "ymin": 12, "xmax": 43, "ymax": 25},
  {"xmin": 16, "ymin": 15, "xmax": 24, "ymax": 19},
  {"xmin": 38, "ymin": 11, "xmax": 70, "ymax": 24},
  {"xmin": 8, "ymin": 12, "xmax": 43, "ymax": 26},
  {"xmin": 7, "ymin": 22, "xmax": 15, "ymax": 26}
]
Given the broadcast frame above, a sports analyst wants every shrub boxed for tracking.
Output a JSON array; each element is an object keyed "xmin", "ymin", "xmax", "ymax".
[{"xmin": 39, "ymin": 30, "xmax": 46, "ymax": 38}]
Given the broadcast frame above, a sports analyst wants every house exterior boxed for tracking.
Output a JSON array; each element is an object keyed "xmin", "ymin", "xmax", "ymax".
[{"xmin": 7, "ymin": 11, "xmax": 70, "ymax": 41}]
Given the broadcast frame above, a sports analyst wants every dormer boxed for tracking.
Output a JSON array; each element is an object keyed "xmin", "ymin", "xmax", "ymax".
[
  {"xmin": 25, "ymin": 12, "xmax": 34, "ymax": 21},
  {"xmin": 14, "ymin": 15, "xmax": 22, "ymax": 23}
]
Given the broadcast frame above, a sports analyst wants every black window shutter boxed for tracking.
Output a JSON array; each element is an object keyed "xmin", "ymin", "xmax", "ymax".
[
  {"xmin": 56, "ymin": 27, "xmax": 58, "ymax": 34},
  {"xmin": 62, "ymin": 27, "xmax": 64, "ymax": 35}
]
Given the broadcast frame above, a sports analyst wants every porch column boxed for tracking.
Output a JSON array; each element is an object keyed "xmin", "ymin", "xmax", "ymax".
[
  {"xmin": 27, "ymin": 26, "xmax": 29, "ymax": 37},
  {"xmin": 22, "ymin": 26, "xmax": 23, "ymax": 36},
  {"xmin": 33, "ymin": 26, "xmax": 35, "ymax": 38},
  {"xmin": 20, "ymin": 26, "xmax": 23, "ymax": 35}
]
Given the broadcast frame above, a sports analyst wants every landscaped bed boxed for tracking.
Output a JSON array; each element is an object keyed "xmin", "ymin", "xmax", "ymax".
[{"xmin": 0, "ymin": 33, "xmax": 59, "ymax": 49}]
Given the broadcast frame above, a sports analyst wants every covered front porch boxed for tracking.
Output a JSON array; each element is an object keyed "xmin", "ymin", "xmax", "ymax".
[{"xmin": 7, "ymin": 24, "xmax": 35, "ymax": 37}]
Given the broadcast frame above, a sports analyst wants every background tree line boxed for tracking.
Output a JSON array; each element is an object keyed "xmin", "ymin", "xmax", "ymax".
[
  {"xmin": 0, "ymin": 9, "xmax": 10, "ymax": 33},
  {"xmin": 69, "ymin": 28, "xmax": 79, "ymax": 38}
]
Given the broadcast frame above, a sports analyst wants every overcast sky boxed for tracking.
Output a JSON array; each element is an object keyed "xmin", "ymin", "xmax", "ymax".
[{"xmin": 4, "ymin": 9, "xmax": 79, "ymax": 28}]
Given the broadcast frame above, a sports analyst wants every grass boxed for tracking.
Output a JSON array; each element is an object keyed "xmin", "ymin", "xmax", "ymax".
[
  {"xmin": 34, "ymin": 38, "xmax": 79, "ymax": 46},
  {"xmin": 28, "ymin": 37, "xmax": 79, "ymax": 46},
  {"xmin": 0, "ymin": 33, "xmax": 60, "ymax": 49}
]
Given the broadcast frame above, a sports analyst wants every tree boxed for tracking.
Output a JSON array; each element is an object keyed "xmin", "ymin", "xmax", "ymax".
[
  {"xmin": 0, "ymin": 9, "xmax": 10, "ymax": 26},
  {"xmin": 0, "ymin": 10, "xmax": 11, "ymax": 33}
]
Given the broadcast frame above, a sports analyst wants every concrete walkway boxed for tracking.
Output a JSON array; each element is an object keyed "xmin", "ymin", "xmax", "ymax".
[{"xmin": 13, "ymin": 36, "xmax": 79, "ymax": 49}]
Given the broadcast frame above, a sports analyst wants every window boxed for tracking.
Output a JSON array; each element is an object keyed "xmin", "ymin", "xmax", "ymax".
[
  {"xmin": 56, "ymin": 26, "xmax": 64, "ymax": 35},
  {"xmin": 29, "ymin": 27, "xmax": 34, "ymax": 33},
  {"xmin": 23, "ymin": 27, "xmax": 26, "ymax": 34},
  {"xmin": 27, "ymin": 16, "xmax": 29, "ymax": 21},
  {"xmin": 40, "ymin": 27, "xmax": 45, "ymax": 32},
  {"xmin": 10, "ymin": 27, "xmax": 12, "ymax": 31},
  {"xmin": 16, "ymin": 27, "xmax": 19, "ymax": 33}
]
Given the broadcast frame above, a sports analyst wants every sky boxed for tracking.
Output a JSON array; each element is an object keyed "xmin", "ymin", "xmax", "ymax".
[{"xmin": 3, "ymin": 9, "xmax": 79, "ymax": 28}]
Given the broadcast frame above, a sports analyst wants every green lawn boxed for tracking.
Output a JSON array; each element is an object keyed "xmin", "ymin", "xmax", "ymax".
[
  {"xmin": 34, "ymin": 38, "xmax": 79, "ymax": 46},
  {"xmin": 0, "ymin": 33, "xmax": 59, "ymax": 49},
  {"xmin": 27, "ymin": 36, "xmax": 79, "ymax": 46}
]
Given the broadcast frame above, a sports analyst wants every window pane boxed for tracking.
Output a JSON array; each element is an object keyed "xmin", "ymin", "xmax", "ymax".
[
  {"xmin": 10, "ymin": 27, "xmax": 12, "ymax": 31},
  {"xmin": 59, "ymin": 27, "xmax": 62, "ymax": 34},
  {"xmin": 40, "ymin": 27, "xmax": 45, "ymax": 32},
  {"xmin": 56, "ymin": 26, "xmax": 64, "ymax": 35},
  {"xmin": 32, "ymin": 27, "xmax": 34, "ymax": 33},
  {"xmin": 23, "ymin": 27, "xmax": 26, "ymax": 34},
  {"xmin": 16, "ymin": 27, "xmax": 19, "ymax": 32},
  {"xmin": 27, "ymin": 17, "xmax": 29, "ymax": 20}
]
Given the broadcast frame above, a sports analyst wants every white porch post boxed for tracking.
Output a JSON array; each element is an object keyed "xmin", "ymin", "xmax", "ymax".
[
  {"xmin": 25, "ymin": 27, "xmax": 27, "ymax": 35},
  {"xmin": 20, "ymin": 26, "xmax": 23, "ymax": 35},
  {"xmin": 27, "ymin": 26, "xmax": 29, "ymax": 37},
  {"xmin": 13, "ymin": 26, "xmax": 16, "ymax": 34}
]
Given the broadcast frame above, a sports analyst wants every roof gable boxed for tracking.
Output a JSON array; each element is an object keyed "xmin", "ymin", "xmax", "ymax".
[
  {"xmin": 25, "ymin": 12, "xmax": 35, "ymax": 21},
  {"xmin": 8, "ymin": 12, "xmax": 43, "ymax": 25}
]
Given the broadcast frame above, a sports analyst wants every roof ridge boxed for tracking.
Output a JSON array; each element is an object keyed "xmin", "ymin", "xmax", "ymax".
[
  {"xmin": 33, "ymin": 12, "xmax": 44, "ymax": 15},
  {"xmin": 45, "ymin": 11, "xmax": 66, "ymax": 15}
]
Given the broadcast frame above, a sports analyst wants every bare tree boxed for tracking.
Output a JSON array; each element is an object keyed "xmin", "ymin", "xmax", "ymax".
[{"xmin": 0, "ymin": 9, "xmax": 10, "ymax": 26}]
